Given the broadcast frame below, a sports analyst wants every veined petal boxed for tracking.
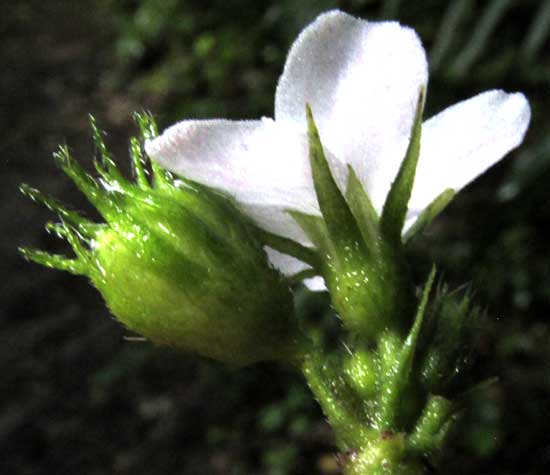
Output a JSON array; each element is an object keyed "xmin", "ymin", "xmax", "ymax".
[
  {"xmin": 145, "ymin": 118, "xmax": 318, "ymax": 214},
  {"xmin": 275, "ymin": 9, "xmax": 428, "ymax": 209},
  {"xmin": 408, "ymin": 90, "xmax": 531, "ymax": 218}
]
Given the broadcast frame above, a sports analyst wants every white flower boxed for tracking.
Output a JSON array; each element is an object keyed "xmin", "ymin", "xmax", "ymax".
[{"xmin": 145, "ymin": 10, "xmax": 530, "ymax": 288}]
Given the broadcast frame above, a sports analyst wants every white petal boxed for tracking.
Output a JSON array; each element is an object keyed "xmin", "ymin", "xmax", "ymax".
[
  {"xmin": 145, "ymin": 119, "xmax": 318, "ymax": 214},
  {"xmin": 275, "ymin": 10, "xmax": 428, "ymax": 211},
  {"xmin": 264, "ymin": 248, "xmax": 326, "ymax": 292},
  {"xmin": 241, "ymin": 202, "xmax": 311, "ymax": 244},
  {"xmin": 264, "ymin": 247, "xmax": 310, "ymax": 276},
  {"xmin": 303, "ymin": 276, "xmax": 328, "ymax": 292},
  {"xmin": 408, "ymin": 90, "xmax": 531, "ymax": 217}
]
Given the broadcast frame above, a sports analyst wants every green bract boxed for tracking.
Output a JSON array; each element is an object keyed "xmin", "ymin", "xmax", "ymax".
[{"xmin": 20, "ymin": 115, "xmax": 301, "ymax": 366}]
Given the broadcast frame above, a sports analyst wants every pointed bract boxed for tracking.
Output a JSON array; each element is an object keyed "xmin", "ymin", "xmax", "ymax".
[{"xmin": 306, "ymin": 105, "xmax": 364, "ymax": 251}]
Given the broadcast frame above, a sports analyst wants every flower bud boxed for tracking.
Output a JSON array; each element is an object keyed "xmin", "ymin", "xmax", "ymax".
[
  {"xmin": 21, "ymin": 116, "xmax": 302, "ymax": 366},
  {"xmin": 418, "ymin": 286, "xmax": 481, "ymax": 394}
]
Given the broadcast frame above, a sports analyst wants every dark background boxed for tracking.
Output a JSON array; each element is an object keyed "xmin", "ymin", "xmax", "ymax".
[{"xmin": 2, "ymin": 1, "xmax": 550, "ymax": 474}]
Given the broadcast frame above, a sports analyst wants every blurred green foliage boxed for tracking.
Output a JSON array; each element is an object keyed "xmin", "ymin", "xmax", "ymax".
[{"xmin": 6, "ymin": 0, "xmax": 550, "ymax": 474}]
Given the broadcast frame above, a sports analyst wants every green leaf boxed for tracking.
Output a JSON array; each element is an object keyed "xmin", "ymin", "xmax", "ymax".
[
  {"xmin": 380, "ymin": 89, "xmax": 425, "ymax": 242},
  {"xmin": 345, "ymin": 165, "xmax": 379, "ymax": 249},
  {"xmin": 521, "ymin": 0, "xmax": 550, "ymax": 62},
  {"xmin": 429, "ymin": 0, "xmax": 473, "ymax": 72},
  {"xmin": 306, "ymin": 105, "xmax": 363, "ymax": 250},
  {"xmin": 448, "ymin": 0, "xmax": 515, "ymax": 78},
  {"xmin": 403, "ymin": 188, "xmax": 456, "ymax": 244}
]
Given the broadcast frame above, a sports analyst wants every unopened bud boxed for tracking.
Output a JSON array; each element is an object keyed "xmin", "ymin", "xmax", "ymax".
[{"xmin": 21, "ymin": 116, "xmax": 303, "ymax": 366}]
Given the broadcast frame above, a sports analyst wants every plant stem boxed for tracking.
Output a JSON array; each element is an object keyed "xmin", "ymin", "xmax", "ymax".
[
  {"xmin": 342, "ymin": 433, "xmax": 428, "ymax": 475},
  {"xmin": 302, "ymin": 353, "xmax": 428, "ymax": 474}
]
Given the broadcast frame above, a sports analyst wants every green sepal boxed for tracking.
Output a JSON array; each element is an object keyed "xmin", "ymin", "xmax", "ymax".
[
  {"xmin": 288, "ymin": 210, "xmax": 333, "ymax": 256},
  {"xmin": 399, "ymin": 265, "xmax": 437, "ymax": 379},
  {"xmin": 129, "ymin": 135, "xmax": 151, "ymax": 189},
  {"xmin": 19, "ymin": 184, "xmax": 98, "ymax": 237},
  {"xmin": 302, "ymin": 106, "xmax": 417, "ymax": 340},
  {"xmin": 403, "ymin": 188, "xmax": 456, "ymax": 244},
  {"xmin": 21, "ymin": 115, "xmax": 305, "ymax": 367},
  {"xmin": 418, "ymin": 285, "xmax": 481, "ymax": 394},
  {"xmin": 134, "ymin": 110, "xmax": 158, "ymax": 141},
  {"xmin": 90, "ymin": 114, "xmax": 126, "ymax": 185},
  {"xmin": 345, "ymin": 165, "xmax": 379, "ymax": 252},
  {"xmin": 380, "ymin": 89, "xmax": 425, "ymax": 242},
  {"xmin": 306, "ymin": 105, "xmax": 364, "ymax": 252},
  {"xmin": 377, "ymin": 266, "xmax": 436, "ymax": 430},
  {"xmin": 53, "ymin": 145, "xmax": 121, "ymax": 220},
  {"xmin": 409, "ymin": 395, "xmax": 456, "ymax": 454},
  {"xmin": 135, "ymin": 112, "xmax": 174, "ymax": 189},
  {"xmin": 19, "ymin": 246, "xmax": 88, "ymax": 275}
]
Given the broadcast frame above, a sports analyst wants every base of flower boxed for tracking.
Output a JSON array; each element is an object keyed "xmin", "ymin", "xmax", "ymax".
[{"xmin": 342, "ymin": 433, "xmax": 428, "ymax": 475}]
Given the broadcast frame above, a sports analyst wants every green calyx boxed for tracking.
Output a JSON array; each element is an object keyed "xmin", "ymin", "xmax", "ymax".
[
  {"xmin": 289, "ymin": 99, "xmax": 428, "ymax": 341},
  {"xmin": 273, "ymin": 91, "xmax": 455, "ymax": 343},
  {"xmin": 20, "ymin": 114, "xmax": 303, "ymax": 366}
]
